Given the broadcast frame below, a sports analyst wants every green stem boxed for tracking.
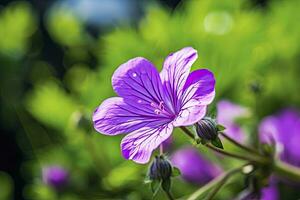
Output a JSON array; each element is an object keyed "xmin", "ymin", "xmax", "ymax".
[
  {"xmin": 204, "ymin": 177, "xmax": 228, "ymax": 200},
  {"xmin": 160, "ymin": 144, "xmax": 164, "ymax": 155},
  {"xmin": 219, "ymin": 132, "xmax": 260, "ymax": 155},
  {"xmin": 180, "ymin": 127, "xmax": 268, "ymax": 163},
  {"xmin": 273, "ymin": 160, "xmax": 300, "ymax": 182},
  {"xmin": 205, "ymin": 144, "xmax": 267, "ymax": 163},
  {"xmin": 164, "ymin": 190, "xmax": 175, "ymax": 200},
  {"xmin": 180, "ymin": 126, "xmax": 195, "ymax": 139},
  {"xmin": 188, "ymin": 163, "xmax": 249, "ymax": 200},
  {"xmin": 180, "ymin": 127, "xmax": 300, "ymax": 185}
]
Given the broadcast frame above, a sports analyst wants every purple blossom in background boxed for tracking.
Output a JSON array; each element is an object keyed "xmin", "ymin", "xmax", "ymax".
[
  {"xmin": 171, "ymin": 147, "xmax": 222, "ymax": 185},
  {"xmin": 93, "ymin": 47, "xmax": 216, "ymax": 164},
  {"xmin": 236, "ymin": 184, "xmax": 278, "ymax": 200},
  {"xmin": 217, "ymin": 100, "xmax": 250, "ymax": 142},
  {"xmin": 259, "ymin": 109, "xmax": 300, "ymax": 167},
  {"xmin": 42, "ymin": 165, "xmax": 69, "ymax": 188},
  {"xmin": 260, "ymin": 184, "xmax": 279, "ymax": 200}
]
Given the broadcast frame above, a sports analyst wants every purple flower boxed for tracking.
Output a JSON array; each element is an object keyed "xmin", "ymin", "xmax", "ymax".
[
  {"xmin": 236, "ymin": 184, "xmax": 278, "ymax": 200},
  {"xmin": 259, "ymin": 109, "xmax": 300, "ymax": 167},
  {"xmin": 217, "ymin": 100, "xmax": 250, "ymax": 142},
  {"xmin": 171, "ymin": 147, "xmax": 222, "ymax": 185},
  {"xmin": 42, "ymin": 165, "xmax": 69, "ymax": 188},
  {"xmin": 93, "ymin": 47, "xmax": 215, "ymax": 164},
  {"xmin": 260, "ymin": 184, "xmax": 279, "ymax": 200}
]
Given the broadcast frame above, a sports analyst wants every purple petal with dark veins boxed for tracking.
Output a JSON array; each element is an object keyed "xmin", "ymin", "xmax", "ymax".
[
  {"xmin": 121, "ymin": 123, "xmax": 173, "ymax": 164},
  {"xmin": 181, "ymin": 69, "xmax": 215, "ymax": 105},
  {"xmin": 174, "ymin": 69, "xmax": 215, "ymax": 126},
  {"xmin": 93, "ymin": 97, "xmax": 171, "ymax": 135},
  {"xmin": 173, "ymin": 103, "xmax": 207, "ymax": 126},
  {"xmin": 112, "ymin": 57, "xmax": 174, "ymax": 117},
  {"xmin": 160, "ymin": 47, "xmax": 198, "ymax": 113}
]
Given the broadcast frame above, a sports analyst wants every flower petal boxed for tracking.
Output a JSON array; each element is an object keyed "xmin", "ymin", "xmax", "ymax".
[
  {"xmin": 173, "ymin": 101, "xmax": 207, "ymax": 126},
  {"xmin": 93, "ymin": 97, "xmax": 170, "ymax": 135},
  {"xmin": 217, "ymin": 100, "xmax": 250, "ymax": 124},
  {"xmin": 112, "ymin": 57, "xmax": 175, "ymax": 117},
  {"xmin": 112, "ymin": 57, "xmax": 165, "ymax": 106},
  {"xmin": 217, "ymin": 100, "xmax": 249, "ymax": 143},
  {"xmin": 181, "ymin": 69, "xmax": 216, "ymax": 106},
  {"xmin": 121, "ymin": 124, "xmax": 173, "ymax": 164},
  {"xmin": 160, "ymin": 47, "xmax": 198, "ymax": 112},
  {"xmin": 173, "ymin": 69, "xmax": 215, "ymax": 126}
]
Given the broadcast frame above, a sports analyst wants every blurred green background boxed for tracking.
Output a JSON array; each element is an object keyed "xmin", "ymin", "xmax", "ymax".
[{"xmin": 0, "ymin": 0, "xmax": 300, "ymax": 199}]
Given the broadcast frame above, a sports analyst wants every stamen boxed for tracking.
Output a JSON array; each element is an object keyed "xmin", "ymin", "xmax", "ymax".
[
  {"xmin": 151, "ymin": 101, "xmax": 165, "ymax": 115},
  {"xmin": 159, "ymin": 101, "xmax": 164, "ymax": 110},
  {"xmin": 154, "ymin": 109, "xmax": 161, "ymax": 115}
]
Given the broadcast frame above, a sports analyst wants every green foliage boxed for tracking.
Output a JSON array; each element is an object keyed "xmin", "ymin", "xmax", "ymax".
[
  {"xmin": 0, "ymin": 171, "xmax": 13, "ymax": 200},
  {"xmin": 171, "ymin": 167, "xmax": 181, "ymax": 177},
  {"xmin": 46, "ymin": 7, "xmax": 87, "ymax": 47},
  {"xmin": 0, "ymin": 1, "xmax": 36, "ymax": 58},
  {"xmin": 26, "ymin": 80, "xmax": 78, "ymax": 130},
  {"xmin": 211, "ymin": 137, "xmax": 224, "ymax": 149}
]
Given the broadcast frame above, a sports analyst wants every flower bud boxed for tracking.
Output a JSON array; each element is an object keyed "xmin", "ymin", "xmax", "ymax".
[
  {"xmin": 196, "ymin": 117, "xmax": 218, "ymax": 141},
  {"xmin": 148, "ymin": 155, "xmax": 172, "ymax": 181}
]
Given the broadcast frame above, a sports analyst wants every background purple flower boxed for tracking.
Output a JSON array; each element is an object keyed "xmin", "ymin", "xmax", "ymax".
[
  {"xmin": 93, "ymin": 47, "xmax": 216, "ymax": 164},
  {"xmin": 171, "ymin": 147, "xmax": 222, "ymax": 185},
  {"xmin": 259, "ymin": 109, "xmax": 300, "ymax": 167},
  {"xmin": 260, "ymin": 184, "xmax": 278, "ymax": 200},
  {"xmin": 42, "ymin": 165, "xmax": 69, "ymax": 188},
  {"xmin": 236, "ymin": 184, "xmax": 278, "ymax": 200},
  {"xmin": 217, "ymin": 100, "xmax": 250, "ymax": 142}
]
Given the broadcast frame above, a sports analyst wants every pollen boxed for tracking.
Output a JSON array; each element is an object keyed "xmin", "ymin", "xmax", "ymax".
[
  {"xmin": 151, "ymin": 101, "xmax": 165, "ymax": 114},
  {"xmin": 154, "ymin": 109, "xmax": 161, "ymax": 115}
]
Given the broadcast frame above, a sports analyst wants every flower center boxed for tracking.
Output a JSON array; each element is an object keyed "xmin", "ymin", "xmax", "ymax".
[{"xmin": 151, "ymin": 101, "xmax": 165, "ymax": 115}]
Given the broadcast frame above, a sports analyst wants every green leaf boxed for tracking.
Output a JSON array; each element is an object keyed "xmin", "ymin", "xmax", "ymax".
[
  {"xmin": 151, "ymin": 180, "xmax": 161, "ymax": 195},
  {"xmin": 195, "ymin": 137, "xmax": 202, "ymax": 144},
  {"xmin": 211, "ymin": 137, "xmax": 224, "ymax": 149},
  {"xmin": 161, "ymin": 179, "xmax": 171, "ymax": 192},
  {"xmin": 217, "ymin": 124, "xmax": 226, "ymax": 131},
  {"xmin": 171, "ymin": 167, "xmax": 181, "ymax": 177}
]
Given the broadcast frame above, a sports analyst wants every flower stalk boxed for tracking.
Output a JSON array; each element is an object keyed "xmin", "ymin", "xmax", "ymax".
[
  {"xmin": 160, "ymin": 144, "xmax": 164, "ymax": 155},
  {"xmin": 219, "ymin": 131, "xmax": 260, "ymax": 155},
  {"xmin": 180, "ymin": 126, "xmax": 300, "ymax": 183},
  {"xmin": 273, "ymin": 160, "xmax": 300, "ymax": 182},
  {"xmin": 165, "ymin": 190, "xmax": 175, "ymax": 200},
  {"xmin": 205, "ymin": 143, "xmax": 268, "ymax": 164},
  {"xmin": 179, "ymin": 127, "xmax": 268, "ymax": 163},
  {"xmin": 187, "ymin": 163, "xmax": 249, "ymax": 200}
]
